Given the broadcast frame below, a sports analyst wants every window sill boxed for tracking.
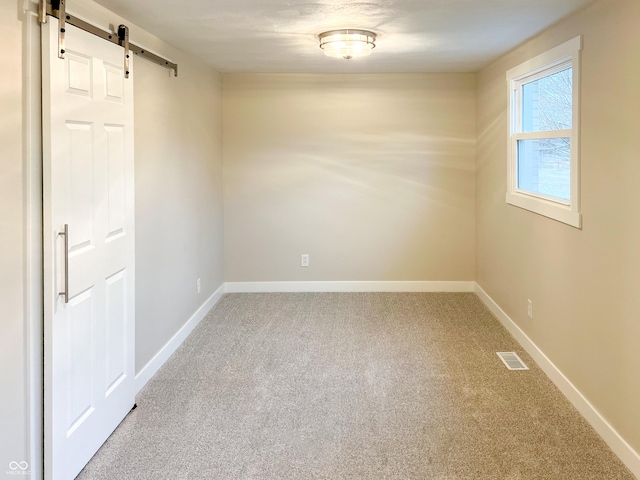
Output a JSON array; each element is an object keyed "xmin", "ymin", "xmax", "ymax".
[{"xmin": 506, "ymin": 191, "xmax": 582, "ymax": 228}]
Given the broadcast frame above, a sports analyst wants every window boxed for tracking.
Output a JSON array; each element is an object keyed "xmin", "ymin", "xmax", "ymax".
[{"xmin": 506, "ymin": 36, "xmax": 582, "ymax": 228}]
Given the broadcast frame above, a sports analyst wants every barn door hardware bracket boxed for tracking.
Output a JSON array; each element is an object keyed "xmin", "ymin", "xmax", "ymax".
[
  {"xmin": 118, "ymin": 25, "xmax": 130, "ymax": 79},
  {"xmin": 40, "ymin": 0, "xmax": 178, "ymax": 77},
  {"xmin": 52, "ymin": 0, "xmax": 66, "ymax": 58}
]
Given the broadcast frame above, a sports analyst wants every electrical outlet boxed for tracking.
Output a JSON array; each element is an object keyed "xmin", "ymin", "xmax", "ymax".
[
  {"xmin": 527, "ymin": 299, "xmax": 533, "ymax": 319},
  {"xmin": 301, "ymin": 254, "xmax": 310, "ymax": 267},
  {"xmin": 196, "ymin": 278, "xmax": 201, "ymax": 294}
]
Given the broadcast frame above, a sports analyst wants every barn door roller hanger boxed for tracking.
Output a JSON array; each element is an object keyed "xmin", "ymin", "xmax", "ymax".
[{"xmin": 39, "ymin": 0, "xmax": 178, "ymax": 77}]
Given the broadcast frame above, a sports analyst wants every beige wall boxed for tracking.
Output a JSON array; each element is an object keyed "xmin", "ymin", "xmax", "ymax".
[
  {"xmin": 476, "ymin": 0, "xmax": 640, "ymax": 454},
  {"xmin": 1, "ymin": 0, "xmax": 224, "ymax": 476},
  {"xmin": 131, "ymin": 42, "xmax": 224, "ymax": 372},
  {"xmin": 223, "ymin": 73, "xmax": 476, "ymax": 282}
]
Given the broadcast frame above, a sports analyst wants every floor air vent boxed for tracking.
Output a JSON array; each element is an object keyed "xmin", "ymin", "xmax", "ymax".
[{"xmin": 497, "ymin": 352, "xmax": 529, "ymax": 370}]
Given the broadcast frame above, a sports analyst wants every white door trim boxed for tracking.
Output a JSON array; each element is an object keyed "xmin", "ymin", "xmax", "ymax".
[{"xmin": 24, "ymin": 1, "xmax": 44, "ymax": 479}]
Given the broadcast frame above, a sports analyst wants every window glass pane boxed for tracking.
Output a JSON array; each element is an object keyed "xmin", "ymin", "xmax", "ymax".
[
  {"xmin": 522, "ymin": 68, "xmax": 572, "ymax": 132},
  {"xmin": 517, "ymin": 138, "xmax": 570, "ymax": 201}
]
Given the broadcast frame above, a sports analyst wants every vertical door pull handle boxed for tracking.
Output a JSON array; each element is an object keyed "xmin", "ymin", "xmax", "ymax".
[{"xmin": 58, "ymin": 224, "xmax": 69, "ymax": 304}]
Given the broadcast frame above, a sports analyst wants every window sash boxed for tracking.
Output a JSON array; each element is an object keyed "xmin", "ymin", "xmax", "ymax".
[
  {"xmin": 510, "ymin": 61, "xmax": 572, "ymax": 137},
  {"xmin": 511, "ymin": 131, "xmax": 573, "ymax": 206}
]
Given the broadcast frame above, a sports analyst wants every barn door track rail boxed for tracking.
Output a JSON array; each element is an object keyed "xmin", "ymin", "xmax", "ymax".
[{"xmin": 39, "ymin": 0, "xmax": 178, "ymax": 77}]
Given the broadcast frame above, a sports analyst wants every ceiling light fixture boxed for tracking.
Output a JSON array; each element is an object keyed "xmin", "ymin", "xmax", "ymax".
[{"xmin": 318, "ymin": 29, "xmax": 377, "ymax": 60}]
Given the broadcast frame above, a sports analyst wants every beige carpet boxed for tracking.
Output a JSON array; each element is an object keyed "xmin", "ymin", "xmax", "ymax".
[{"xmin": 77, "ymin": 293, "xmax": 634, "ymax": 479}]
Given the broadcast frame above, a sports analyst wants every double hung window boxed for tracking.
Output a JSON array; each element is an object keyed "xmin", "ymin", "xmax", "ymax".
[{"xmin": 506, "ymin": 36, "xmax": 582, "ymax": 228}]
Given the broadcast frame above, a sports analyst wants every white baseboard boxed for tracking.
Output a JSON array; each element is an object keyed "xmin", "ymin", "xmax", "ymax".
[
  {"xmin": 134, "ymin": 284, "xmax": 225, "ymax": 393},
  {"xmin": 474, "ymin": 283, "xmax": 640, "ymax": 479},
  {"xmin": 225, "ymin": 281, "xmax": 476, "ymax": 293}
]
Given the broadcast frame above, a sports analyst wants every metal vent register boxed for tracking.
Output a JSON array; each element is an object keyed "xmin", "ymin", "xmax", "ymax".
[{"xmin": 497, "ymin": 352, "xmax": 529, "ymax": 370}]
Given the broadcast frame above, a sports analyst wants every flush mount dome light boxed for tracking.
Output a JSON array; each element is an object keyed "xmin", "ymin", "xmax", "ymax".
[{"xmin": 318, "ymin": 29, "xmax": 377, "ymax": 60}]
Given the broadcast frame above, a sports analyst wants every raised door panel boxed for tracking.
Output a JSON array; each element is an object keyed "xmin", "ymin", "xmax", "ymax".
[
  {"xmin": 105, "ymin": 269, "xmax": 127, "ymax": 397},
  {"xmin": 65, "ymin": 289, "xmax": 96, "ymax": 437}
]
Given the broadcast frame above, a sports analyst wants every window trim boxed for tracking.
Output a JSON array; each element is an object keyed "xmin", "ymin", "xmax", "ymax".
[{"xmin": 506, "ymin": 36, "xmax": 582, "ymax": 228}]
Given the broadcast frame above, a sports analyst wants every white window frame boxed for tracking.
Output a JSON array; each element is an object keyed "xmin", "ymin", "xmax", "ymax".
[{"xmin": 506, "ymin": 36, "xmax": 582, "ymax": 228}]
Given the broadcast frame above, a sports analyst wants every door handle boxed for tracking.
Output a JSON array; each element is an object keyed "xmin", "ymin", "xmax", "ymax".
[{"xmin": 58, "ymin": 224, "xmax": 69, "ymax": 304}]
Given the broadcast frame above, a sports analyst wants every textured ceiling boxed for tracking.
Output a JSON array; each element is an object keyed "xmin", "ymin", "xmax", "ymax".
[{"xmin": 92, "ymin": 0, "xmax": 594, "ymax": 73}]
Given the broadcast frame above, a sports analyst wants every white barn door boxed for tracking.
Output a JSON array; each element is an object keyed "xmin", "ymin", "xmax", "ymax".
[{"xmin": 42, "ymin": 17, "xmax": 135, "ymax": 480}]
